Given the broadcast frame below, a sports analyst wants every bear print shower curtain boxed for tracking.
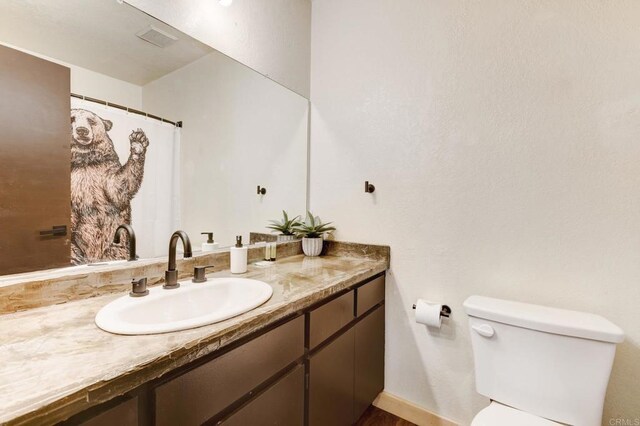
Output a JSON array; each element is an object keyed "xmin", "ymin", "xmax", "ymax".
[{"xmin": 70, "ymin": 97, "xmax": 180, "ymax": 263}]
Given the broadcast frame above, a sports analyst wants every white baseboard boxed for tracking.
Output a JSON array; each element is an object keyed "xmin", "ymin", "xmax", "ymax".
[{"xmin": 373, "ymin": 391, "xmax": 458, "ymax": 426}]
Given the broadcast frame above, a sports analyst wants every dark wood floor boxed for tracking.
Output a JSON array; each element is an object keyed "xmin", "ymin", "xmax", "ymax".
[{"xmin": 355, "ymin": 405, "xmax": 416, "ymax": 426}]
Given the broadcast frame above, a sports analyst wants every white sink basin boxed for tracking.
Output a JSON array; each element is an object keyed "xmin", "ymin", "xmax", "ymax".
[{"xmin": 95, "ymin": 277, "xmax": 273, "ymax": 335}]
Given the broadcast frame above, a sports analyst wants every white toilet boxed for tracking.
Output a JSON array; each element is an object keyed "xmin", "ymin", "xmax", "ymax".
[{"xmin": 464, "ymin": 295, "xmax": 624, "ymax": 426}]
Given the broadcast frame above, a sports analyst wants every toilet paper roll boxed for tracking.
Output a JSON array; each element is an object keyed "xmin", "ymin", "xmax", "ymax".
[{"xmin": 414, "ymin": 299, "xmax": 443, "ymax": 328}]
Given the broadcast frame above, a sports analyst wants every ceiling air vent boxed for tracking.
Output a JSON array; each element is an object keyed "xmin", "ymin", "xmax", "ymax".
[{"xmin": 136, "ymin": 26, "xmax": 178, "ymax": 48}]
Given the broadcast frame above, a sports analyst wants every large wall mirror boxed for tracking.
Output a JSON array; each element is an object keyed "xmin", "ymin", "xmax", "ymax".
[{"xmin": 0, "ymin": 0, "xmax": 309, "ymax": 276}]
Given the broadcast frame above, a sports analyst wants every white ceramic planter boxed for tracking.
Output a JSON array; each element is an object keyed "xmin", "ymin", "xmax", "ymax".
[
  {"xmin": 302, "ymin": 237, "xmax": 323, "ymax": 256},
  {"xmin": 277, "ymin": 234, "xmax": 296, "ymax": 242}
]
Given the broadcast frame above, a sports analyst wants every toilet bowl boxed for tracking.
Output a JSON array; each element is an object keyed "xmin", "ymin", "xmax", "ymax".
[
  {"xmin": 464, "ymin": 295, "xmax": 624, "ymax": 426},
  {"xmin": 471, "ymin": 402, "xmax": 560, "ymax": 425}
]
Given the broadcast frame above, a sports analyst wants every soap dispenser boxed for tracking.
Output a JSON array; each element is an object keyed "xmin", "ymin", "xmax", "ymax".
[
  {"xmin": 201, "ymin": 232, "xmax": 219, "ymax": 252},
  {"xmin": 230, "ymin": 235, "xmax": 248, "ymax": 274}
]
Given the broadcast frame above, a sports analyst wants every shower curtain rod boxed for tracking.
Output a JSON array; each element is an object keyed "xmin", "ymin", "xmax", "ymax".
[{"xmin": 71, "ymin": 93, "xmax": 182, "ymax": 128}]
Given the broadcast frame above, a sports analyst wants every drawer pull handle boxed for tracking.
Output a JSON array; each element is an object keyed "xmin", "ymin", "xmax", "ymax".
[
  {"xmin": 39, "ymin": 225, "xmax": 67, "ymax": 237},
  {"xmin": 472, "ymin": 324, "xmax": 495, "ymax": 338}
]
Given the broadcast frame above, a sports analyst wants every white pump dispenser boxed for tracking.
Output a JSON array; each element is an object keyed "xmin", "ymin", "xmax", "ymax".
[
  {"xmin": 230, "ymin": 235, "xmax": 248, "ymax": 274},
  {"xmin": 201, "ymin": 232, "xmax": 219, "ymax": 252}
]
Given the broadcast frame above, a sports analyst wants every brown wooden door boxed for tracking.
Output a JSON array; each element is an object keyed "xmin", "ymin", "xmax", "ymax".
[{"xmin": 0, "ymin": 44, "xmax": 71, "ymax": 275}]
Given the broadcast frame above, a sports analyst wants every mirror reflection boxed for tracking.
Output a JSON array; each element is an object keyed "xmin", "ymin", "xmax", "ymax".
[{"xmin": 0, "ymin": 0, "xmax": 308, "ymax": 276}]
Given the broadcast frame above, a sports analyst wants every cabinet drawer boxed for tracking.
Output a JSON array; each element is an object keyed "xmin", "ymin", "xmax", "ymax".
[
  {"xmin": 79, "ymin": 397, "xmax": 137, "ymax": 426},
  {"xmin": 309, "ymin": 291, "xmax": 354, "ymax": 349},
  {"xmin": 356, "ymin": 275, "xmax": 385, "ymax": 317},
  {"xmin": 155, "ymin": 315, "xmax": 304, "ymax": 426},
  {"xmin": 222, "ymin": 365, "xmax": 304, "ymax": 426}
]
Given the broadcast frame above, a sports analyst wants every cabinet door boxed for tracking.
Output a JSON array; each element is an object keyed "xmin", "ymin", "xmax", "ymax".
[
  {"xmin": 222, "ymin": 365, "xmax": 304, "ymax": 426},
  {"xmin": 354, "ymin": 305, "xmax": 385, "ymax": 421},
  {"xmin": 78, "ymin": 397, "xmax": 137, "ymax": 426},
  {"xmin": 0, "ymin": 44, "xmax": 71, "ymax": 275},
  {"xmin": 155, "ymin": 316, "xmax": 303, "ymax": 426},
  {"xmin": 308, "ymin": 328, "xmax": 355, "ymax": 426}
]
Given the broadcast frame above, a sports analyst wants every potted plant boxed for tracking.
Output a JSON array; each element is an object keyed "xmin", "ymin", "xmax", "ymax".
[
  {"xmin": 267, "ymin": 210, "xmax": 301, "ymax": 242},
  {"xmin": 293, "ymin": 211, "xmax": 336, "ymax": 256}
]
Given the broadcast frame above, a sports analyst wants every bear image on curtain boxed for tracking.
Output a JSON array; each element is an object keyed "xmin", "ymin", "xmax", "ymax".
[{"xmin": 70, "ymin": 108, "xmax": 149, "ymax": 264}]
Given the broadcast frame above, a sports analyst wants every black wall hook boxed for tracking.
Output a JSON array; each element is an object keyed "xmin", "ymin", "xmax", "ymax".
[
  {"xmin": 365, "ymin": 181, "xmax": 375, "ymax": 193},
  {"xmin": 257, "ymin": 185, "xmax": 266, "ymax": 195}
]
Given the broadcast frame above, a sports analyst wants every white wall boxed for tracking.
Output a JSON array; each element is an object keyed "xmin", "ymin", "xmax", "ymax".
[
  {"xmin": 310, "ymin": 0, "xmax": 640, "ymax": 423},
  {"xmin": 143, "ymin": 50, "xmax": 308, "ymax": 248},
  {"xmin": 0, "ymin": 42, "xmax": 142, "ymax": 108},
  {"xmin": 70, "ymin": 66, "xmax": 142, "ymax": 109},
  {"xmin": 128, "ymin": 0, "xmax": 311, "ymax": 98}
]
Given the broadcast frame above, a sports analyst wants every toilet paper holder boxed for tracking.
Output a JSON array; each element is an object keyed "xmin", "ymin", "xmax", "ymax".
[{"xmin": 412, "ymin": 303, "xmax": 452, "ymax": 318}]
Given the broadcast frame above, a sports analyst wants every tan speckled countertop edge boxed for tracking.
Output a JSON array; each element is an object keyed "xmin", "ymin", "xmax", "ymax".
[{"xmin": 1, "ymin": 253, "xmax": 388, "ymax": 426}]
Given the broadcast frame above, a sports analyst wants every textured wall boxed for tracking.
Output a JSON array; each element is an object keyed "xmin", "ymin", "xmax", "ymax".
[
  {"xmin": 69, "ymin": 67, "xmax": 142, "ymax": 108},
  {"xmin": 310, "ymin": 0, "xmax": 640, "ymax": 423},
  {"xmin": 127, "ymin": 0, "xmax": 311, "ymax": 98}
]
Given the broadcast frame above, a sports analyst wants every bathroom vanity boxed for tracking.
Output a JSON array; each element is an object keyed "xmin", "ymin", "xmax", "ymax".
[
  {"xmin": 0, "ymin": 241, "xmax": 389, "ymax": 426},
  {"xmin": 75, "ymin": 273, "xmax": 383, "ymax": 426}
]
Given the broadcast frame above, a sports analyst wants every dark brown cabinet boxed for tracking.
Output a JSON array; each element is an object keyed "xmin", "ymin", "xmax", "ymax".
[
  {"xmin": 66, "ymin": 273, "xmax": 385, "ymax": 426},
  {"xmin": 308, "ymin": 274, "xmax": 385, "ymax": 426},
  {"xmin": 222, "ymin": 365, "xmax": 305, "ymax": 426},
  {"xmin": 309, "ymin": 328, "xmax": 355, "ymax": 426},
  {"xmin": 308, "ymin": 291, "xmax": 354, "ymax": 349},
  {"xmin": 353, "ymin": 274, "xmax": 386, "ymax": 421},
  {"xmin": 354, "ymin": 305, "xmax": 385, "ymax": 421},
  {"xmin": 155, "ymin": 316, "xmax": 304, "ymax": 426},
  {"xmin": 78, "ymin": 397, "xmax": 138, "ymax": 426},
  {"xmin": 356, "ymin": 275, "xmax": 385, "ymax": 316}
]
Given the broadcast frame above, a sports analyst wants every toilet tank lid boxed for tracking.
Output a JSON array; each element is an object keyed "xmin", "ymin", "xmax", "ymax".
[{"xmin": 463, "ymin": 296, "xmax": 624, "ymax": 343}]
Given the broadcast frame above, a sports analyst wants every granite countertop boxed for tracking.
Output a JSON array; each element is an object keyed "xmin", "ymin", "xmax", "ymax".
[{"xmin": 0, "ymin": 254, "xmax": 387, "ymax": 425}]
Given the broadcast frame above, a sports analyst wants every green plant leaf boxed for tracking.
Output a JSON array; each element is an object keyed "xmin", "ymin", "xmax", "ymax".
[
  {"xmin": 292, "ymin": 211, "xmax": 336, "ymax": 238},
  {"xmin": 267, "ymin": 210, "xmax": 302, "ymax": 235}
]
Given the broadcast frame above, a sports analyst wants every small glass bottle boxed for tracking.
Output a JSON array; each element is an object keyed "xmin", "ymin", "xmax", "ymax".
[{"xmin": 270, "ymin": 242, "xmax": 277, "ymax": 261}]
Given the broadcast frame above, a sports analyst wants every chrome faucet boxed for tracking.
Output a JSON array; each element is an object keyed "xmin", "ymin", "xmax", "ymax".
[
  {"xmin": 113, "ymin": 224, "xmax": 137, "ymax": 261},
  {"xmin": 164, "ymin": 230, "xmax": 193, "ymax": 289}
]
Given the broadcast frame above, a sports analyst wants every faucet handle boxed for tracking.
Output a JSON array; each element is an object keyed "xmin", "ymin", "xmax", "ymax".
[
  {"xmin": 192, "ymin": 265, "xmax": 215, "ymax": 283},
  {"xmin": 130, "ymin": 277, "xmax": 149, "ymax": 297}
]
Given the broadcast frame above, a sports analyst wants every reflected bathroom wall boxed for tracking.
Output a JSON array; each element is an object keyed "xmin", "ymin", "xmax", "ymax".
[
  {"xmin": 143, "ymin": 50, "xmax": 308, "ymax": 248},
  {"xmin": 0, "ymin": 0, "xmax": 308, "ymax": 275},
  {"xmin": 127, "ymin": 0, "xmax": 312, "ymax": 98}
]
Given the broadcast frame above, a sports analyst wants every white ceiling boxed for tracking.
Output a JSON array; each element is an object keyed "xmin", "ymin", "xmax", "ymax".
[{"xmin": 0, "ymin": 0, "xmax": 214, "ymax": 86}]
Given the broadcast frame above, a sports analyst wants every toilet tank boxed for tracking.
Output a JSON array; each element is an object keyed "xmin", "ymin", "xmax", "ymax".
[{"xmin": 464, "ymin": 296, "xmax": 624, "ymax": 426}]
